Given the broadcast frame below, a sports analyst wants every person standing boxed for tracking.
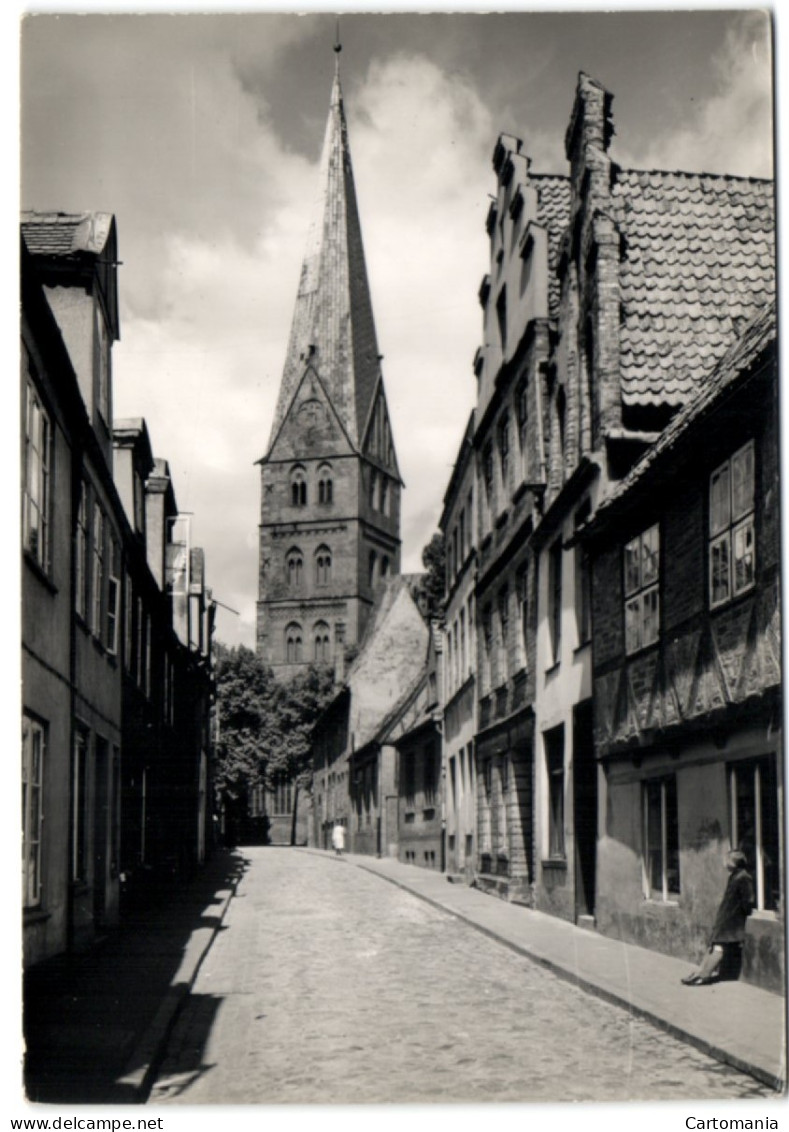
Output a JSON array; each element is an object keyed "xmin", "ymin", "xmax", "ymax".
[
  {"xmin": 332, "ymin": 822, "xmax": 345, "ymax": 857},
  {"xmin": 681, "ymin": 850, "xmax": 755, "ymax": 986}
]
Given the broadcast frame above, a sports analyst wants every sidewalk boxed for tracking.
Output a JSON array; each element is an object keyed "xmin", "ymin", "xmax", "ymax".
[
  {"xmin": 329, "ymin": 849, "xmax": 786, "ymax": 1092},
  {"xmin": 22, "ymin": 849, "xmax": 246, "ymax": 1105}
]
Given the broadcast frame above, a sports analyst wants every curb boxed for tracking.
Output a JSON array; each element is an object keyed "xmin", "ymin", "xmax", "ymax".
[
  {"xmin": 115, "ymin": 872, "xmax": 242, "ymax": 1102},
  {"xmin": 344, "ymin": 855, "xmax": 785, "ymax": 1093}
]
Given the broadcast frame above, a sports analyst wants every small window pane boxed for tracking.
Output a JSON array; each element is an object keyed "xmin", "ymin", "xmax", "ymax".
[
  {"xmin": 624, "ymin": 538, "xmax": 641, "ymax": 596},
  {"xmin": 710, "ymin": 533, "xmax": 731, "ymax": 606},
  {"xmin": 625, "ymin": 596, "xmax": 641, "ymax": 654},
  {"xmin": 733, "ymin": 519, "xmax": 755, "ymax": 595},
  {"xmin": 710, "ymin": 464, "xmax": 731, "ymax": 536},
  {"xmin": 731, "ymin": 443, "xmax": 755, "ymax": 521},
  {"xmin": 641, "ymin": 525, "xmax": 659, "ymax": 586},
  {"xmin": 642, "ymin": 587, "xmax": 660, "ymax": 647}
]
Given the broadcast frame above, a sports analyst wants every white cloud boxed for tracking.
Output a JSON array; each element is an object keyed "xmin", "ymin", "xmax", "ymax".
[{"xmin": 617, "ymin": 12, "xmax": 773, "ymax": 178}]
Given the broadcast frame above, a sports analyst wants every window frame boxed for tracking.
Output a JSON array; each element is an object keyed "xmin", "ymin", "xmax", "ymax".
[
  {"xmin": 544, "ymin": 726, "xmax": 565, "ymax": 860},
  {"xmin": 709, "ymin": 441, "xmax": 756, "ymax": 610},
  {"xmin": 729, "ymin": 756, "xmax": 780, "ymax": 913},
  {"xmin": 642, "ymin": 776, "xmax": 680, "ymax": 902},
  {"xmin": 22, "ymin": 714, "xmax": 46, "ymax": 909},
  {"xmin": 624, "ymin": 523, "xmax": 660, "ymax": 656},
  {"xmin": 23, "ymin": 378, "xmax": 52, "ymax": 572}
]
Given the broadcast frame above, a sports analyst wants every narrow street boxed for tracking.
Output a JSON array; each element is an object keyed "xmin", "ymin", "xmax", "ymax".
[{"xmin": 149, "ymin": 848, "xmax": 771, "ymax": 1105}]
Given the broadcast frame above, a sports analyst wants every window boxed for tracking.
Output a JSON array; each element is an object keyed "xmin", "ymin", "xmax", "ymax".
[
  {"xmin": 318, "ymin": 465, "xmax": 333, "ymax": 504},
  {"xmin": 496, "ymin": 285, "xmax": 507, "ymax": 350},
  {"xmin": 75, "ymin": 482, "xmax": 89, "ymax": 620},
  {"xmin": 314, "ymin": 621, "xmax": 331, "ymax": 663},
  {"xmin": 124, "ymin": 573, "xmax": 133, "ymax": 673},
  {"xmin": 136, "ymin": 597, "xmax": 144, "ymax": 687},
  {"xmin": 315, "ymin": 546, "xmax": 331, "ymax": 586},
  {"xmin": 710, "ymin": 441, "xmax": 755, "ymax": 608},
  {"xmin": 517, "ymin": 377, "xmax": 528, "ymax": 452},
  {"xmin": 272, "ymin": 779, "xmax": 293, "ymax": 815},
  {"xmin": 23, "ymin": 379, "xmax": 52, "ymax": 570},
  {"xmin": 290, "ymin": 466, "xmax": 307, "ymax": 507},
  {"xmin": 22, "ymin": 714, "xmax": 45, "ymax": 908},
  {"xmin": 381, "ymin": 555, "xmax": 390, "ymax": 578},
  {"xmin": 106, "ymin": 538, "xmax": 120, "ymax": 655},
  {"xmin": 545, "ymin": 726, "xmax": 565, "ymax": 859},
  {"xmin": 92, "ymin": 503, "xmax": 105, "ymax": 638},
  {"xmin": 144, "ymin": 613, "xmax": 151, "ymax": 699},
  {"xmin": 133, "ymin": 471, "xmax": 145, "ymax": 535},
  {"xmin": 498, "ymin": 413, "xmax": 510, "ymax": 491},
  {"xmin": 643, "ymin": 777, "xmax": 680, "ymax": 901},
  {"xmin": 368, "ymin": 550, "xmax": 377, "ymax": 586},
  {"xmin": 459, "ymin": 609, "xmax": 466, "ymax": 677},
  {"xmin": 624, "ymin": 523, "xmax": 659, "ymax": 654},
  {"xmin": 72, "ymin": 730, "xmax": 89, "ymax": 884},
  {"xmin": 424, "ymin": 744, "xmax": 437, "ymax": 805},
  {"xmin": 730, "ymin": 757, "xmax": 779, "ymax": 912},
  {"xmin": 575, "ymin": 499, "xmax": 592, "ymax": 646},
  {"xmin": 287, "ymin": 548, "xmax": 304, "ymax": 590},
  {"xmin": 379, "ymin": 477, "xmax": 389, "ymax": 516},
  {"xmin": 517, "ymin": 565, "xmax": 529, "ymax": 670},
  {"xmin": 483, "ymin": 443, "xmax": 494, "ymax": 507},
  {"xmin": 285, "ymin": 623, "xmax": 303, "ymax": 664},
  {"xmin": 548, "ymin": 538, "xmax": 563, "ymax": 665}
]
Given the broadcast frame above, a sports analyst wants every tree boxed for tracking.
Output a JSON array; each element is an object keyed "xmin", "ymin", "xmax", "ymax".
[
  {"xmin": 213, "ymin": 643, "xmax": 336, "ymax": 814},
  {"xmin": 416, "ymin": 531, "xmax": 446, "ymax": 623}
]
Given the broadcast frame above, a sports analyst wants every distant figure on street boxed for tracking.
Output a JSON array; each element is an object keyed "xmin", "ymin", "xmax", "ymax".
[
  {"xmin": 332, "ymin": 822, "xmax": 345, "ymax": 857},
  {"xmin": 681, "ymin": 850, "xmax": 754, "ymax": 986}
]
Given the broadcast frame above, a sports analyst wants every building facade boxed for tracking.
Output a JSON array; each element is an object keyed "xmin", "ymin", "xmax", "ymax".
[
  {"xmin": 585, "ymin": 304, "xmax": 782, "ymax": 991},
  {"xmin": 470, "ymin": 135, "xmax": 570, "ymax": 902},
  {"xmin": 21, "ymin": 214, "xmax": 215, "ymax": 968},
  {"xmin": 440, "ymin": 414, "xmax": 478, "ymax": 880}
]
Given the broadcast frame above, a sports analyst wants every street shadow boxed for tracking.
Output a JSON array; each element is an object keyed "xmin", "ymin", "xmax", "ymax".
[
  {"xmin": 145, "ymin": 992, "xmax": 223, "ymax": 1101},
  {"xmin": 23, "ymin": 848, "xmax": 250, "ymax": 1105}
]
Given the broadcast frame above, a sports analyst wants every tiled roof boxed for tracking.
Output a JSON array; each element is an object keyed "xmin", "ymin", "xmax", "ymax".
[
  {"xmin": 534, "ymin": 175, "xmax": 571, "ymax": 320},
  {"xmin": 21, "ymin": 211, "xmax": 115, "ymax": 258},
  {"xmin": 595, "ymin": 300, "xmax": 776, "ymax": 521},
  {"xmin": 612, "ymin": 170, "xmax": 775, "ymax": 407}
]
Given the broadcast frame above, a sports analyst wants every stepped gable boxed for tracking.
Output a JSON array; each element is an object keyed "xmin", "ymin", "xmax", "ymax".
[
  {"xmin": 612, "ymin": 169, "xmax": 775, "ymax": 408},
  {"xmin": 267, "ymin": 63, "xmax": 383, "ymax": 454}
]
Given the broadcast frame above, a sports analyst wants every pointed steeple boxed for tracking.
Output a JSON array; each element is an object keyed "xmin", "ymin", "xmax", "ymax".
[{"xmin": 267, "ymin": 55, "xmax": 383, "ymax": 454}]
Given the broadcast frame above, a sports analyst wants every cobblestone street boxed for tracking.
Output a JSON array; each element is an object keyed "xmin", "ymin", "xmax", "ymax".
[{"xmin": 149, "ymin": 848, "xmax": 772, "ymax": 1105}]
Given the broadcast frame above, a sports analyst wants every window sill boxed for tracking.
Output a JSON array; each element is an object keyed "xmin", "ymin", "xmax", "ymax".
[
  {"xmin": 544, "ymin": 659, "xmax": 561, "ymax": 677},
  {"xmin": 573, "ymin": 639, "xmax": 591, "ymax": 656},
  {"xmin": 23, "ymin": 907, "xmax": 51, "ymax": 925},
  {"xmin": 642, "ymin": 897, "xmax": 680, "ymax": 908},
  {"xmin": 748, "ymin": 909, "xmax": 779, "ymax": 922},
  {"xmin": 542, "ymin": 857, "xmax": 567, "ymax": 870},
  {"xmin": 625, "ymin": 640, "xmax": 659, "ymax": 660},
  {"xmin": 23, "ymin": 551, "xmax": 57, "ymax": 594},
  {"xmin": 710, "ymin": 583, "xmax": 757, "ymax": 615}
]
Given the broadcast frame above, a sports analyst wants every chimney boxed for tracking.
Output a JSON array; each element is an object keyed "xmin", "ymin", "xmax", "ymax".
[
  {"xmin": 333, "ymin": 622, "xmax": 346, "ymax": 686},
  {"xmin": 564, "ymin": 72, "xmax": 614, "ymax": 194}
]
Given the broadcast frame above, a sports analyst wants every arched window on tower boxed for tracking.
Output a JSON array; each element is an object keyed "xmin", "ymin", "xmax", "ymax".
[
  {"xmin": 318, "ymin": 464, "xmax": 333, "ymax": 505},
  {"xmin": 314, "ymin": 620, "xmax": 331, "ymax": 663},
  {"xmin": 315, "ymin": 545, "xmax": 332, "ymax": 586},
  {"xmin": 290, "ymin": 465, "xmax": 307, "ymax": 507},
  {"xmin": 286, "ymin": 548, "xmax": 303, "ymax": 591},
  {"xmin": 285, "ymin": 622, "xmax": 303, "ymax": 664}
]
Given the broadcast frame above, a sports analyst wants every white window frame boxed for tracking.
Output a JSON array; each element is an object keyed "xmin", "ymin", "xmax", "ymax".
[
  {"xmin": 709, "ymin": 441, "xmax": 756, "ymax": 609},
  {"xmin": 729, "ymin": 758, "xmax": 779, "ymax": 912},
  {"xmin": 22, "ymin": 714, "xmax": 45, "ymax": 908},
  {"xmin": 106, "ymin": 537, "xmax": 120, "ymax": 655},
  {"xmin": 23, "ymin": 379, "xmax": 52, "ymax": 571},
  {"xmin": 91, "ymin": 502, "xmax": 105, "ymax": 638},
  {"xmin": 624, "ymin": 523, "xmax": 660, "ymax": 655},
  {"xmin": 642, "ymin": 776, "xmax": 680, "ymax": 902},
  {"xmin": 76, "ymin": 482, "xmax": 89, "ymax": 620}
]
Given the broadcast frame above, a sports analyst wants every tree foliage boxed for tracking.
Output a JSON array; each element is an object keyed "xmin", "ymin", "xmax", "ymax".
[
  {"xmin": 416, "ymin": 530, "xmax": 446, "ymax": 623},
  {"xmin": 213, "ymin": 643, "xmax": 336, "ymax": 803}
]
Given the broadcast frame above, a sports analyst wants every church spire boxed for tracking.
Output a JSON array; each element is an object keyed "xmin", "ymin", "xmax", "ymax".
[{"xmin": 266, "ymin": 55, "xmax": 383, "ymax": 455}]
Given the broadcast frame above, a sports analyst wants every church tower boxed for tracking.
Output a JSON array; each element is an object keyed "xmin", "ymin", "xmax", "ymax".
[{"xmin": 256, "ymin": 52, "xmax": 402, "ymax": 677}]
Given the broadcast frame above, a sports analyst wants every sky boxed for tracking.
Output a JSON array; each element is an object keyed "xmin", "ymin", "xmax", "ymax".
[{"xmin": 18, "ymin": 6, "xmax": 776, "ymax": 650}]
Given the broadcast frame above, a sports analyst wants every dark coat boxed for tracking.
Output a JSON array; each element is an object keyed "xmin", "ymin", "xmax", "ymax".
[{"xmin": 710, "ymin": 867, "xmax": 755, "ymax": 945}]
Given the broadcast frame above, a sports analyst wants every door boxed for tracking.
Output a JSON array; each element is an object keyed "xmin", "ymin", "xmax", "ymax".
[{"xmin": 573, "ymin": 700, "xmax": 597, "ymax": 920}]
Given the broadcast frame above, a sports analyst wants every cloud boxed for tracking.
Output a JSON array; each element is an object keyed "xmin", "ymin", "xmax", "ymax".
[{"xmin": 615, "ymin": 12, "xmax": 774, "ymax": 178}]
